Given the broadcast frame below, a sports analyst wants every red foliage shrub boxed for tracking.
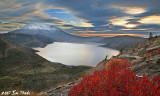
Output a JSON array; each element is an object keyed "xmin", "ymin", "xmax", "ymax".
[
  {"xmin": 105, "ymin": 59, "xmax": 130, "ymax": 70},
  {"xmin": 146, "ymin": 48, "xmax": 160, "ymax": 57},
  {"xmin": 69, "ymin": 59, "xmax": 160, "ymax": 96}
]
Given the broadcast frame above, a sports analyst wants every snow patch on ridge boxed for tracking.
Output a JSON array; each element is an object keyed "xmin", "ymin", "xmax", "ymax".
[{"xmin": 22, "ymin": 23, "xmax": 57, "ymax": 30}]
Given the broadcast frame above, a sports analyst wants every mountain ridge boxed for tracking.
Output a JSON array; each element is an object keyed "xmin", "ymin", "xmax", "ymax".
[{"xmin": 100, "ymin": 35, "xmax": 146, "ymax": 50}]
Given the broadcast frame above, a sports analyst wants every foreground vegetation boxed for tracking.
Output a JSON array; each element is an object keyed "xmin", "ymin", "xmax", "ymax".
[{"xmin": 69, "ymin": 59, "xmax": 160, "ymax": 96}]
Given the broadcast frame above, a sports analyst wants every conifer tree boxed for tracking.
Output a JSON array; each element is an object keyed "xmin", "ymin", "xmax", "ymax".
[{"xmin": 149, "ymin": 32, "xmax": 153, "ymax": 40}]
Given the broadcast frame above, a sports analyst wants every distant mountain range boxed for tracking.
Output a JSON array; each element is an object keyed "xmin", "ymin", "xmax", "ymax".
[
  {"xmin": 0, "ymin": 23, "xmax": 104, "ymax": 47},
  {"xmin": 0, "ymin": 23, "xmax": 146, "ymax": 49},
  {"xmin": 0, "ymin": 37, "xmax": 91, "ymax": 91}
]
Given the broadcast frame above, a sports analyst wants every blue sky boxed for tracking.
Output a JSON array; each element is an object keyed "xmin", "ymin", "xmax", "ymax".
[
  {"xmin": 0, "ymin": 0, "xmax": 160, "ymax": 37},
  {"xmin": 44, "ymin": 9, "xmax": 79, "ymax": 24}
]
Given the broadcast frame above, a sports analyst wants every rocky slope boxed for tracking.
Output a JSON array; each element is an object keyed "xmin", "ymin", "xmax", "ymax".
[
  {"xmin": 45, "ymin": 36, "xmax": 160, "ymax": 96},
  {"xmin": 89, "ymin": 36, "xmax": 160, "ymax": 79},
  {"xmin": 0, "ymin": 37, "xmax": 91, "ymax": 92},
  {"xmin": 118, "ymin": 36, "xmax": 160, "ymax": 79}
]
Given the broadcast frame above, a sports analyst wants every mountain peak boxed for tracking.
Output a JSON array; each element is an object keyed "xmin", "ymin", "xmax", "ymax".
[{"xmin": 22, "ymin": 23, "xmax": 57, "ymax": 30}]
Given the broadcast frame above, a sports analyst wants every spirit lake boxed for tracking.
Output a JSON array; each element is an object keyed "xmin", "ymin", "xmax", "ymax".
[{"xmin": 35, "ymin": 42, "xmax": 119, "ymax": 67}]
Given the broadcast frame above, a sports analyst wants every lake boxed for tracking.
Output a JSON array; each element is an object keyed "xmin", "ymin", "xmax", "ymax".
[{"xmin": 35, "ymin": 42, "xmax": 119, "ymax": 67}]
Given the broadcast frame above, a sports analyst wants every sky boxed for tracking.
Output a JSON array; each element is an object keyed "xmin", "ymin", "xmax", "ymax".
[{"xmin": 0, "ymin": 0, "xmax": 160, "ymax": 37}]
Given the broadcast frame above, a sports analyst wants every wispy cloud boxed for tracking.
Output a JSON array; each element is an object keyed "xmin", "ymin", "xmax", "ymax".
[
  {"xmin": 0, "ymin": 0, "xmax": 160, "ymax": 37},
  {"xmin": 139, "ymin": 15, "xmax": 160, "ymax": 24}
]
